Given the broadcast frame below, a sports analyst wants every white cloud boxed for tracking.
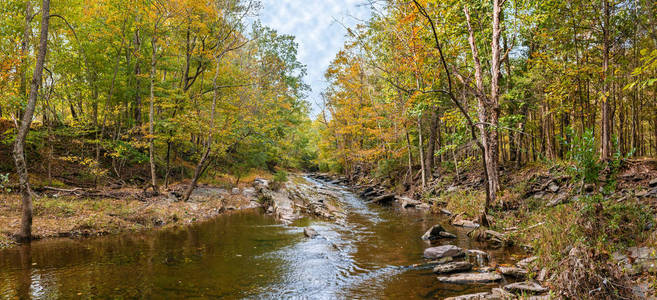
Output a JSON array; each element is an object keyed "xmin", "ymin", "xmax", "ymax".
[{"xmin": 257, "ymin": 0, "xmax": 371, "ymax": 116}]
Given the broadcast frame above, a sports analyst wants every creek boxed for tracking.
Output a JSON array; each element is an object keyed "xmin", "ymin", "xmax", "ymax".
[{"xmin": 0, "ymin": 177, "xmax": 520, "ymax": 299}]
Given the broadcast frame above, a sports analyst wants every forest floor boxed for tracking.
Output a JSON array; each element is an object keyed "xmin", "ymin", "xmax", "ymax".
[{"xmin": 0, "ymin": 183, "xmax": 264, "ymax": 249}]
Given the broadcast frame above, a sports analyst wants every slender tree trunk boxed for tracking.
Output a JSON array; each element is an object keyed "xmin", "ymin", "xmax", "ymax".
[
  {"xmin": 182, "ymin": 52, "xmax": 221, "ymax": 202},
  {"xmin": 134, "ymin": 28, "xmax": 142, "ymax": 126},
  {"xmin": 149, "ymin": 31, "xmax": 159, "ymax": 194},
  {"xmin": 417, "ymin": 115, "xmax": 426, "ymax": 188},
  {"xmin": 601, "ymin": 0, "xmax": 612, "ymax": 160},
  {"xmin": 426, "ymin": 109, "xmax": 438, "ymax": 178},
  {"xmin": 13, "ymin": 0, "xmax": 49, "ymax": 241}
]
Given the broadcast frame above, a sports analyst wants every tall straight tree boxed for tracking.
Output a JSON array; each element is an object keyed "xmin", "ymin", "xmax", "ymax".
[{"xmin": 13, "ymin": 0, "xmax": 50, "ymax": 240}]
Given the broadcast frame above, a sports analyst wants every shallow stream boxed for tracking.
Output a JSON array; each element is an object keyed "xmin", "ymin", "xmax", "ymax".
[{"xmin": 0, "ymin": 177, "xmax": 520, "ymax": 299}]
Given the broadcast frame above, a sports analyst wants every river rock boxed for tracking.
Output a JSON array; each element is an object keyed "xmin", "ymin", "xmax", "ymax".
[
  {"xmin": 433, "ymin": 261, "xmax": 472, "ymax": 274},
  {"xmin": 436, "ymin": 272, "xmax": 502, "ymax": 284},
  {"xmin": 503, "ymin": 281, "xmax": 548, "ymax": 294},
  {"xmin": 424, "ymin": 245, "xmax": 464, "ymax": 259},
  {"xmin": 303, "ymin": 227, "xmax": 318, "ymax": 238},
  {"xmin": 517, "ymin": 256, "xmax": 538, "ymax": 269},
  {"xmin": 497, "ymin": 266, "xmax": 528, "ymax": 278},
  {"xmin": 452, "ymin": 219, "xmax": 480, "ymax": 228}
]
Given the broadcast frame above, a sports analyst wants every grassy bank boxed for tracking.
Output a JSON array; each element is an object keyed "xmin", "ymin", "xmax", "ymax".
[
  {"xmin": 416, "ymin": 160, "xmax": 657, "ymax": 297},
  {"xmin": 0, "ymin": 178, "xmax": 267, "ymax": 249}
]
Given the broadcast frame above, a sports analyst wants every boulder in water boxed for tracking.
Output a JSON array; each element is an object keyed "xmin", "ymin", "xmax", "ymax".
[
  {"xmin": 303, "ymin": 227, "xmax": 318, "ymax": 238},
  {"xmin": 433, "ymin": 261, "xmax": 472, "ymax": 274},
  {"xmin": 424, "ymin": 245, "xmax": 464, "ymax": 259}
]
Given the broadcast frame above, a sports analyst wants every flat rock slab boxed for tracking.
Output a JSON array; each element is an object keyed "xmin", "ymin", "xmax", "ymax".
[
  {"xmin": 504, "ymin": 281, "xmax": 548, "ymax": 294},
  {"xmin": 424, "ymin": 245, "xmax": 464, "ymax": 259},
  {"xmin": 436, "ymin": 272, "xmax": 502, "ymax": 284},
  {"xmin": 433, "ymin": 261, "xmax": 472, "ymax": 274},
  {"xmin": 498, "ymin": 266, "xmax": 528, "ymax": 278}
]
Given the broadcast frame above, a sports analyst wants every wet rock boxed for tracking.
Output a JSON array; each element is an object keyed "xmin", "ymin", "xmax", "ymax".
[
  {"xmin": 303, "ymin": 227, "xmax": 318, "ymax": 238},
  {"xmin": 452, "ymin": 219, "xmax": 480, "ymax": 228},
  {"xmin": 410, "ymin": 256, "xmax": 454, "ymax": 269},
  {"xmin": 231, "ymin": 187, "xmax": 240, "ymax": 195},
  {"xmin": 444, "ymin": 292, "xmax": 490, "ymax": 300},
  {"xmin": 517, "ymin": 256, "xmax": 538, "ymax": 269},
  {"xmin": 503, "ymin": 281, "xmax": 548, "ymax": 294},
  {"xmin": 436, "ymin": 272, "xmax": 502, "ymax": 284},
  {"xmin": 424, "ymin": 245, "xmax": 464, "ymax": 259},
  {"xmin": 433, "ymin": 261, "xmax": 472, "ymax": 274},
  {"xmin": 421, "ymin": 225, "xmax": 455, "ymax": 240},
  {"xmin": 416, "ymin": 203, "xmax": 431, "ymax": 210},
  {"xmin": 497, "ymin": 266, "xmax": 528, "ymax": 278}
]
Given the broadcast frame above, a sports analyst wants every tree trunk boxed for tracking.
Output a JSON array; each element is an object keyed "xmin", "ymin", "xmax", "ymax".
[
  {"xmin": 417, "ymin": 115, "xmax": 426, "ymax": 188},
  {"xmin": 134, "ymin": 28, "xmax": 142, "ymax": 126},
  {"xmin": 13, "ymin": 0, "xmax": 50, "ymax": 241},
  {"xmin": 182, "ymin": 50, "xmax": 221, "ymax": 202},
  {"xmin": 425, "ymin": 109, "xmax": 438, "ymax": 178},
  {"xmin": 600, "ymin": 0, "xmax": 612, "ymax": 160},
  {"xmin": 148, "ymin": 32, "xmax": 159, "ymax": 195}
]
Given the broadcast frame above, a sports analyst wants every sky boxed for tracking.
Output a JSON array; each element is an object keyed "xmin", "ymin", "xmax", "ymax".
[{"xmin": 257, "ymin": 0, "xmax": 372, "ymax": 117}]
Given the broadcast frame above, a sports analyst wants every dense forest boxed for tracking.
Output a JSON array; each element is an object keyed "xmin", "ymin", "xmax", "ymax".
[
  {"xmin": 1, "ymin": 0, "xmax": 657, "ymax": 298},
  {"xmin": 1, "ymin": 0, "xmax": 314, "ymax": 238},
  {"xmin": 316, "ymin": 0, "xmax": 657, "ymax": 212}
]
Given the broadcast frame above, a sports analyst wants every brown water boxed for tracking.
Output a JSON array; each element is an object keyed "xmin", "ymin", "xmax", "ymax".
[{"xmin": 0, "ymin": 178, "xmax": 520, "ymax": 299}]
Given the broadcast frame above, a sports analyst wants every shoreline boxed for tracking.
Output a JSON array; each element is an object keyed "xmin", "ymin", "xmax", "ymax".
[{"xmin": 0, "ymin": 184, "xmax": 263, "ymax": 249}]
